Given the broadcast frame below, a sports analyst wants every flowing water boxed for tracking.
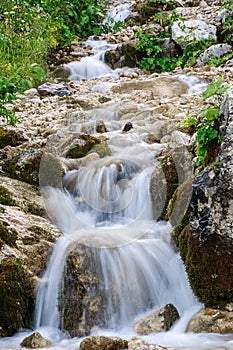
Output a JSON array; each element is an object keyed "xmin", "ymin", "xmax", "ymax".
[{"xmin": 1, "ymin": 4, "xmax": 233, "ymax": 350}]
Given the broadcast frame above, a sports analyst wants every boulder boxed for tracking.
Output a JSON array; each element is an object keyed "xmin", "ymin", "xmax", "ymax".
[
  {"xmin": 181, "ymin": 87, "xmax": 233, "ymax": 306},
  {"xmin": 38, "ymin": 82, "xmax": 71, "ymax": 97},
  {"xmin": 187, "ymin": 306, "xmax": 233, "ymax": 334},
  {"xmin": 2, "ymin": 149, "xmax": 43, "ymax": 186},
  {"xmin": 111, "ymin": 77, "xmax": 187, "ymax": 98},
  {"xmin": 20, "ymin": 332, "xmax": 51, "ymax": 348},
  {"xmin": 0, "ymin": 258, "xmax": 34, "ymax": 337},
  {"xmin": 96, "ymin": 119, "xmax": 107, "ymax": 133},
  {"xmin": 79, "ymin": 336, "xmax": 128, "ymax": 350},
  {"xmin": 134, "ymin": 304, "xmax": 179, "ymax": 335},
  {"xmin": 0, "ymin": 128, "xmax": 28, "ymax": 148},
  {"xmin": 196, "ymin": 44, "xmax": 232, "ymax": 66},
  {"xmin": 171, "ymin": 20, "xmax": 217, "ymax": 48},
  {"xmin": 58, "ymin": 244, "xmax": 104, "ymax": 337}
]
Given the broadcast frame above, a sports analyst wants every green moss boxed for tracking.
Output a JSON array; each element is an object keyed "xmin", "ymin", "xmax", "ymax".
[
  {"xmin": 0, "ymin": 185, "xmax": 16, "ymax": 206},
  {"xmin": 28, "ymin": 225, "xmax": 56, "ymax": 242},
  {"xmin": 0, "ymin": 129, "xmax": 25, "ymax": 148},
  {"xmin": 185, "ymin": 232, "xmax": 233, "ymax": 308},
  {"xmin": 23, "ymin": 203, "xmax": 44, "ymax": 217},
  {"xmin": 22, "ymin": 235, "xmax": 40, "ymax": 245},
  {"xmin": 0, "ymin": 221, "xmax": 17, "ymax": 247},
  {"xmin": 0, "ymin": 258, "xmax": 34, "ymax": 337}
]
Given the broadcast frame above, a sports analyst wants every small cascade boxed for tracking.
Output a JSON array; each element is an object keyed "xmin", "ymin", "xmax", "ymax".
[
  {"xmin": 65, "ymin": 2, "xmax": 132, "ymax": 81},
  {"xmin": 34, "ymin": 236, "xmax": 71, "ymax": 329}
]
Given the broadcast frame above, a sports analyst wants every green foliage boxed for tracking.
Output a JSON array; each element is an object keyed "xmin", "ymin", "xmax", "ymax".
[
  {"xmin": 0, "ymin": 64, "xmax": 44, "ymax": 126},
  {"xmin": 0, "ymin": 0, "xmax": 106, "ymax": 124},
  {"xmin": 135, "ymin": 11, "xmax": 180, "ymax": 72},
  {"xmin": 180, "ymin": 77, "xmax": 229, "ymax": 167},
  {"xmin": 135, "ymin": 11, "xmax": 214, "ymax": 73},
  {"xmin": 25, "ymin": 0, "xmax": 105, "ymax": 41}
]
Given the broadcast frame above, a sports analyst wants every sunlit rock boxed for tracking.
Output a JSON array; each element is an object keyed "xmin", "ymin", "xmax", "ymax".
[
  {"xmin": 134, "ymin": 304, "xmax": 179, "ymax": 335},
  {"xmin": 80, "ymin": 335, "xmax": 128, "ymax": 350},
  {"xmin": 128, "ymin": 337, "xmax": 174, "ymax": 350},
  {"xmin": 171, "ymin": 20, "xmax": 217, "ymax": 48},
  {"xmin": 20, "ymin": 332, "xmax": 51, "ymax": 348},
  {"xmin": 187, "ymin": 307, "xmax": 233, "ymax": 333}
]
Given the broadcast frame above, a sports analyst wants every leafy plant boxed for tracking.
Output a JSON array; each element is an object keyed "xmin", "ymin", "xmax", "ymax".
[
  {"xmin": 180, "ymin": 77, "xmax": 229, "ymax": 167},
  {"xmin": 135, "ymin": 11, "xmax": 181, "ymax": 72}
]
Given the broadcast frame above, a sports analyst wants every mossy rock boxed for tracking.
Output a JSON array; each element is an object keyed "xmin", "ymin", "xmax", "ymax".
[
  {"xmin": 167, "ymin": 178, "xmax": 193, "ymax": 246},
  {"xmin": 150, "ymin": 153, "xmax": 178, "ymax": 221},
  {"xmin": 0, "ymin": 258, "xmax": 34, "ymax": 337},
  {"xmin": 88, "ymin": 141, "xmax": 111, "ymax": 158},
  {"xmin": 185, "ymin": 229, "xmax": 233, "ymax": 307},
  {"xmin": 65, "ymin": 134, "xmax": 101, "ymax": 159},
  {"xmin": 28, "ymin": 225, "xmax": 56, "ymax": 243},
  {"xmin": 0, "ymin": 221, "xmax": 17, "ymax": 247},
  {"xmin": 0, "ymin": 128, "xmax": 27, "ymax": 148},
  {"xmin": 20, "ymin": 332, "xmax": 51, "ymax": 348},
  {"xmin": 39, "ymin": 153, "xmax": 64, "ymax": 188},
  {"xmin": 0, "ymin": 185, "xmax": 17, "ymax": 206},
  {"xmin": 2, "ymin": 149, "xmax": 43, "ymax": 186}
]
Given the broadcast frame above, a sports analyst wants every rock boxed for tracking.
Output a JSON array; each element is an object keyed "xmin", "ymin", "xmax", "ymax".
[
  {"xmin": 58, "ymin": 244, "xmax": 104, "ymax": 336},
  {"xmin": 64, "ymin": 134, "xmax": 101, "ymax": 158},
  {"xmin": 0, "ymin": 258, "xmax": 34, "ymax": 337},
  {"xmin": 105, "ymin": 40, "xmax": 139, "ymax": 69},
  {"xmin": 38, "ymin": 82, "xmax": 71, "ymax": 97},
  {"xmin": 0, "ymin": 128, "xmax": 28, "ymax": 148},
  {"xmin": 96, "ymin": 119, "xmax": 107, "ymax": 133},
  {"xmin": 171, "ymin": 20, "xmax": 217, "ymax": 48},
  {"xmin": 39, "ymin": 153, "xmax": 64, "ymax": 188},
  {"xmin": 20, "ymin": 332, "xmax": 51, "ymax": 348},
  {"xmin": 182, "ymin": 87, "xmax": 233, "ymax": 306},
  {"xmin": 187, "ymin": 307, "xmax": 233, "ymax": 333},
  {"xmin": 79, "ymin": 336, "xmax": 128, "ymax": 350},
  {"xmin": 111, "ymin": 77, "xmax": 187, "ymax": 98},
  {"xmin": 122, "ymin": 122, "xmax": 133, "ymax": 132},
  {"xmin": 196, "ymin": 44, "xmax": 232, "ymax": 66},
  {"xmin": 2, "ymin": 149, "xmax": 43, "ymax": 186},
  {"xmin": 134, "ymin": 304, "xmax": 179, "ymax": 335},
  {"xmin": 128, "ymin": 338, "xmax": 173, "ymax": 350}
]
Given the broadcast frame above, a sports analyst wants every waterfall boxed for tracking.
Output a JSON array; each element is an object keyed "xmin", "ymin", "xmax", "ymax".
[{"xmin": 33, "ymin": 144, "xmax": 200, "ymax": 332}]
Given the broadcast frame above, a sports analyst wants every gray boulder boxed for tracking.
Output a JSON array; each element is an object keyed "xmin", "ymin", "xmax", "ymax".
[
  {"xmin": 196, "ymin": 43, "xmax": 232, "ymax": 66},
  {"xmin": 171, "ymin": 20, "xmax": 217, "ymax": 48}
]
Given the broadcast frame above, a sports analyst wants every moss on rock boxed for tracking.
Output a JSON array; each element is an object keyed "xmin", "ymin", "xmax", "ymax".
[
  {"xmin": 65, "ymin": 134, "xmax": 101, "ymax": 159},
  {"xmin": 2, "ymin": 150, "xmax": 43, "ymax": 186},
  {"xmin": 0, "ymin": 258, "xmax": 34, "ymax": 337},
  {"xmin": 0, "ymin": 185, "xmax": 17, "ymax": 206},
  {"xmin": 0, "ymin": 221, "xmax": 17, "ymax": 247}
]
